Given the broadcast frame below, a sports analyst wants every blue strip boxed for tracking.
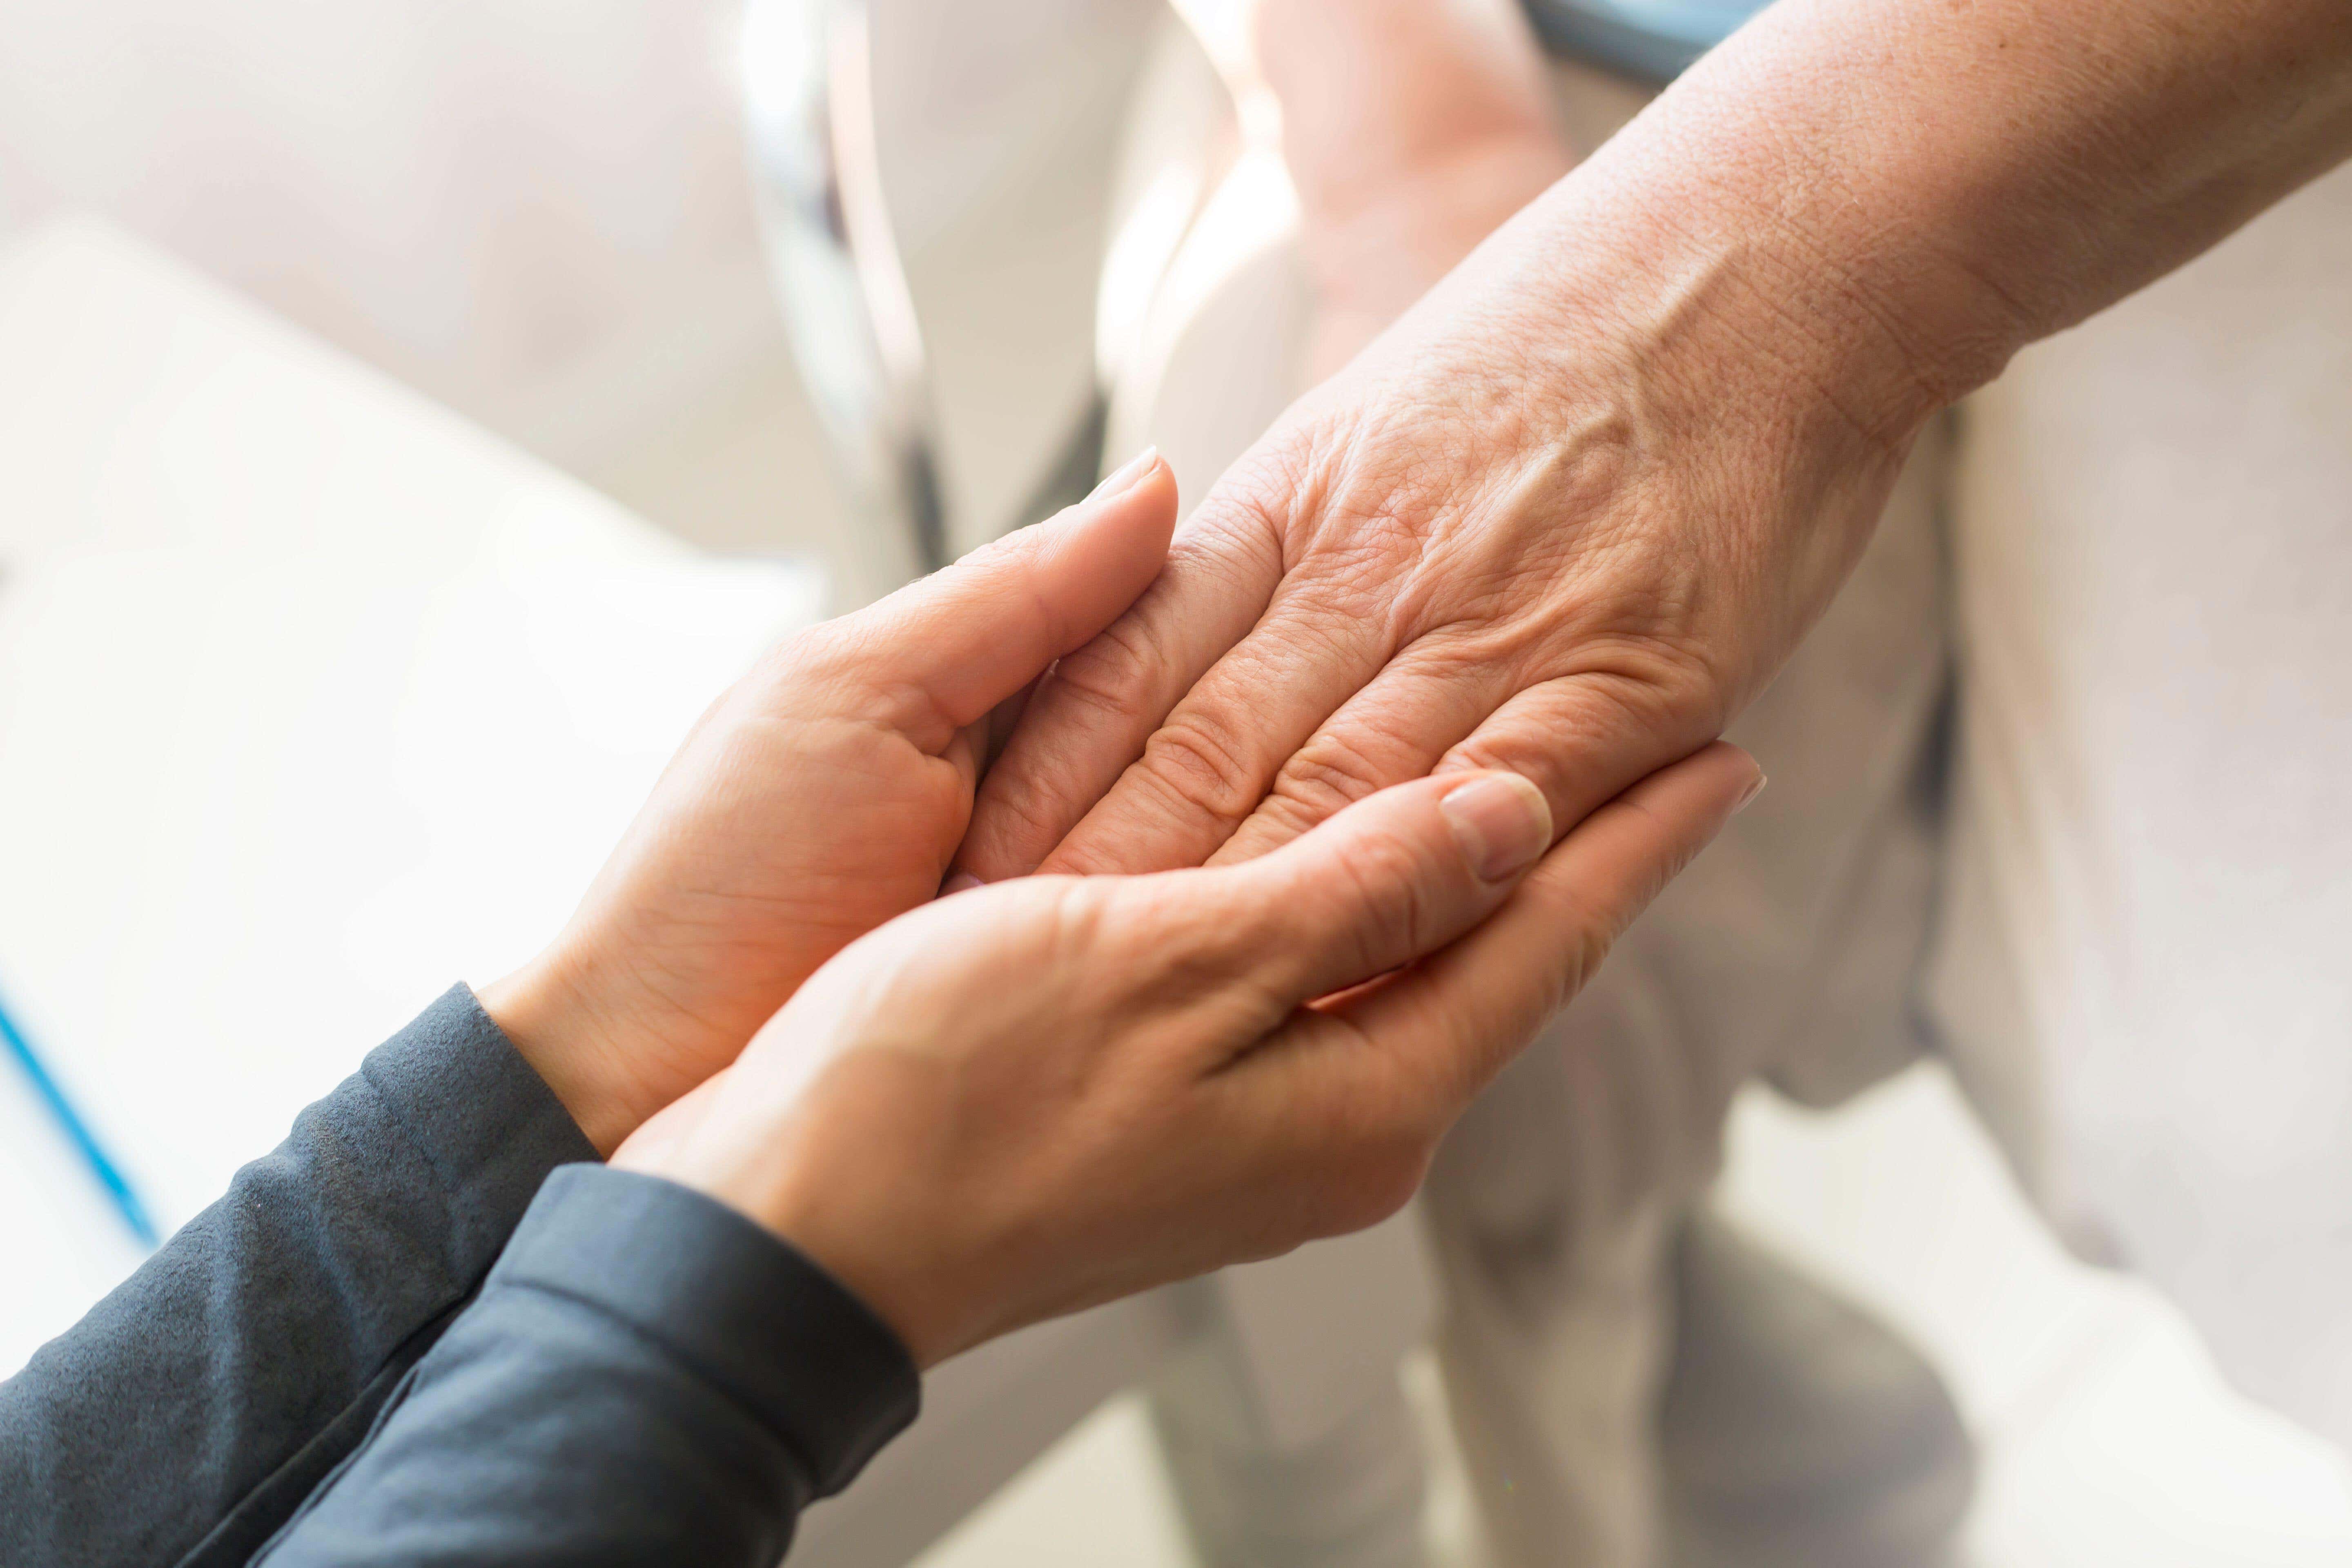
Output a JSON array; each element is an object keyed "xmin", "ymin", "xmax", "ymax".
[
  {"xmin": 0, "ymin": 984, "xmax": 160, "ymax": 1249},
  {"xmin": 1525, "ymin": 0, "xmax": 1771, "ymax": 82}
]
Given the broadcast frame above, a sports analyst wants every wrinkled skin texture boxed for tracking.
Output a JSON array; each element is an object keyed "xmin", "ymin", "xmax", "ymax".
[
  {"xmin": 620, "ymin": 747, "xmax": 1759, "ymax": 1365},
  {"xmin": 960, "ymin": 0, "xmax": 2352, "ymax": 892},
  {"xmin": 958, "ymin": 276, "xmax": 1903, "ymax": 886},
  {"xmin": 508, "ymin": 0, "xmax": 2352, "ymax": 1376}
]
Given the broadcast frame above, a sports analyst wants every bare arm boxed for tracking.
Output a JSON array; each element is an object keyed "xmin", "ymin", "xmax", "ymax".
[
  {"xmin": 1513, "ymin": 0, "xmax": 2352, "ymax": 442},
  {"xmin": 960, "ymin": 0, "xmax": 2352, "ymax": 884}
]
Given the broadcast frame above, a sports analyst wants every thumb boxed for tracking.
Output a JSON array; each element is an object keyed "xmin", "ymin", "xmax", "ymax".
[
  {"xmin": 1340, "ymin": 740, "xmax": 1763, "ymax": 1107},
  {"xmin": 1196, "ymin": 769, "xmax": 1555, "ymax": 1010},
  {"xmin": 822, "ymin": 450, "xmax": 1176, "ymax": 742}
]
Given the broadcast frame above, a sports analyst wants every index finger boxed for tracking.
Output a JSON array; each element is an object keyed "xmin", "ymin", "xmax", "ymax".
[
  {"xmin": 952, "ymin": 486, "xmax": 1287, "ymax": 880},
  {"xmin": 814, "ymin": 454, "xmax": 1179, "ymax": 750}
]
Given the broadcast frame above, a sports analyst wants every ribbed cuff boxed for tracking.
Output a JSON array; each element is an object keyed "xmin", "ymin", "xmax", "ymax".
[
  {"xmin": 493, "ymin": 1164, "xmax": 921, "ymax": 1497},
  {"xmin": 359, "ymin": 984, "xmax": 600, "ymax": 1276}
]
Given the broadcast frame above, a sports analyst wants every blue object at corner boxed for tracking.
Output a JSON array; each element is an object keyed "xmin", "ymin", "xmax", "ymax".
[
  {"xmin": 1525, "ymin": 0, "xmax": 1773, "ymax": 82},
  {"xmin": 0, "ymin": 982, "xmax": 160, "ymax": 1250}
]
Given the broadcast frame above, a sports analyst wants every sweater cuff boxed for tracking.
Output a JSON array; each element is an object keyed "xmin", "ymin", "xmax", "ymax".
[
  {"xmin": 494, "ymin": 1165, "xmax": 921, "ymax": 1497},
  {"xmin": 359, "ymin": 984, "xmax": 599, "ymax": 1276}
]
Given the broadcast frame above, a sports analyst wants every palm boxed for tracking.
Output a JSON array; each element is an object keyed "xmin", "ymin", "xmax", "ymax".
[
  {"xmin": 593, "ymin": 704, "xmax": 977, "ymax": 1070},
  {"xmin": 499, "ymin": 458, "xmax": 1180, "ymax": 1148}
]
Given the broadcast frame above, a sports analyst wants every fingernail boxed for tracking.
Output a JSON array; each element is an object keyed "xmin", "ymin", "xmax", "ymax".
[
  {"xmin": 1088, "ymin": 445, "xmax": 1160, "ymax": 501},
  {"xmin": 1441, "ymin": 773, "xmax": 1552, "ymax": 882},
  {"xmin": 942, "ymin": 872, "xmax": 984, "ymax": 895},
  {"xmin": 1734, "ymin": 772, "xmax": 1768, "ymax": 813}
]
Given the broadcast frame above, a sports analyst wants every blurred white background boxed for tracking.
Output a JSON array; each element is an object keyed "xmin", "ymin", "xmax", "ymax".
[
  {"xmin": 0, "ymin": 0, "xmax": 1154, "ymax": 576},
  {"xmin": 9, "ymin": 7, "xmax": 2352, "ymax": 1564}
]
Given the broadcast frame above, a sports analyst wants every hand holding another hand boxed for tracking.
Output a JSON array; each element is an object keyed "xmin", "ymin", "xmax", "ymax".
[
  {"xmin": 955, "ymin": 286, "xmax": 1891, "ymax": 889},
  {"xmin": 954, "ymin": 0, "xmax": 2352, "ymax": 902},
  {"xmin": 483, "ymin": 452, "xmax": 1178, "ymax": 1153},
  {"xmin": 476, "ymin": 399, "xmax": 1759, "ymax": 1370},
  {"xmin": 619, "ymin": 744, "xmax": 1760, "ymax": 1366},
  {"xmin": 948, "ymin": 0, "xmax": 1888, "ymax": 893}
]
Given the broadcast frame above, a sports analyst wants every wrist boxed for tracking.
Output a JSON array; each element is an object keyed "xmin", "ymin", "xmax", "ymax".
[
  {"xmin": 1549, "ymin": 0, "xmax": 2136, "ymax": 437},
  {"xmin": 641, "ymin": 1100, "xmax": 962, "ymax": 1368},
  {"xmin": 1381, "ymin": 126, "xmax": 1963, "ymax": 568},
  {"xmin": 1623, "ymin": 151, "xmax": 2017, "ymax": 446},
  {"xmin": 478, "ymin": 941, "xmax": 666, "ymax": 1158},
  {"xmin": 1306, "ymin": 149, "xmax": 1930, "ymax": 717},
  {"xmin": 1546, "ymin": 165, "xmax": 1956, "ymax": 459}
]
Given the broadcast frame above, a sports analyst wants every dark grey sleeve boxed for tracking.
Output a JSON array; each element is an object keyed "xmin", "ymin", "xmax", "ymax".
[
  {"xmin": 256, "ymin": 1164, "xmax": 921, "ymax": 1568},
  {"xmin": 0, "ymin": 985, "xmax": 597, "ymax": 1568}
]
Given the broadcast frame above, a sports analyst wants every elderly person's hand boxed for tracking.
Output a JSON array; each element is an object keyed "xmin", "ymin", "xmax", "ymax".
[
  {"xmin": 480, "ymin": 453, "xmax": 1176, "ymax": 1153},
  {"xmin": 617, "ymin": 744, "xmax": 1761, "ymax": 1366},
  {"xmin": 954, "ymin": 0, "xmax": 2352, "ymax": 887}
]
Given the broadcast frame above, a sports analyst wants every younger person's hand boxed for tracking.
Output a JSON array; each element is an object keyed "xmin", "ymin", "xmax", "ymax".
[
  {"xmin": 483, "ymin": 453, "xmax": 1177, "ymax": 1153},
  {"xmin": 618, "ymin": 742, "xmax": 1761, "ymax": 1365}
]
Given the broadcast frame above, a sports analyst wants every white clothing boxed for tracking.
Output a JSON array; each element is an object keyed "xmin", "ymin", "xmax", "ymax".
[
  {"xmin": 1113, "ymin": 33, "xmax": 2352, "ymax": 1567},
  {"xmin": 1114, "ymin": 40, "xmax": 1957, "ymax": 1565},
  {"xmin": 1929, "ymin": 159, "xmax": 2352, "ymax": 1446}
]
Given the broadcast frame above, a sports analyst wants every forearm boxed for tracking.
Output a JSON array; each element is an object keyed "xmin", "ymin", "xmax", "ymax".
[
  {"xmin": 256, "ymin": 1167, "xmax": 917, "ymax": 1568},
  {"xmin": 1503, "ymin": 0, "xmax": 2352, "ymax": 438},
  {"xmin": 1278, "ymin": 0, "xmax": 2352, "ymax": 718},
  {"xmin": 954, "ymin": 0, "xmax": 2348, "ymax": 927},
  {"xmin": 0, "ymin": 988, "xmax": 593, "ymax": 1568}
]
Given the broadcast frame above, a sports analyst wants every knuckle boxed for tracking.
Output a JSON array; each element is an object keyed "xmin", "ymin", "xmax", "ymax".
[
  {"xmin": 1566, "ymin": 918, "xmax": 1618, "ymax": 1007},
  {"xmin": 1191, "ymin": 477, "xmax": 1291, "ymax": 569},
  {"xmin": 1148, "ymin": 884, "xmax": 1254, "ymax": 973},
  {"xmin": 1120, "ymin": 884, "xmax": 1293, "ymax": 1024},
  {"xmin": 1225, "ymin": 708, "xmax": 1418, "ymax": 862},
  {"xmin": 946, "ymin": 528, "xmax": 1025, "ymax": 587},
  {"xmin": 1219, "ymin": 794, "xmax": 1325, "ymax": 862},
  {"xmin": 751, "ymin": 621, "xmax": 844, "ymax": 695},
  {"xmin": 1267, "ymin": 729, "xmax": 1394, "ymax": 827},
  {"xmin": 1448, "ymin": 665, "xmax": 1712, "ymax": 796},
  {"xmin": 968, "ymin": 767, "xmax": 1082, "ymax": 873},
  {"xmin": 1567, "ymin": 658, "xmax": 1705, "ymax": 740},
  {"xmin": 1135, "ymin": 708, "xmax": 1267, "ymax": 831},
  {"xmin": 1323, "ymin": 827, "xmax": 1437, "ymax": 976},
  {"xmin": 1314, "ymin": 513, "xmax": 1426, "ymax": 617},
  {"xmin": 1567, "ymin": 623, "xmax": 1737, "ymax": 732},
  {"xmin": 1045, "ymin": 622, "xmax": 1158, "ymax": 724}
]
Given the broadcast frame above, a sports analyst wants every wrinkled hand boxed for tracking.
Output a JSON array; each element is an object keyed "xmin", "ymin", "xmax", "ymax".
[
  {"xmin": 958, "ymin": 0, "xmax": 2352, "ymax": 892},
  {"xmin": 953, "ymin": 0, "xmax": 1881, "ymax": 889},
  {"xmin": 484, "ymin": 454, "xmax": 1177, "ymax": 1152},
  {"xmin": 955, "ymin": 235, "xmax": 1908, "ymax": 888},
  {"xmin": 619, "ymin": 744, "xmax": 1760, "ymax": 1365}
]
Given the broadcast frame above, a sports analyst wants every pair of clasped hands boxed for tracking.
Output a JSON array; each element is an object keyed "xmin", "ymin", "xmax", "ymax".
[{"xmin": 482, "ymin": 446, "xmax": 1758, "ymax": 1371}]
